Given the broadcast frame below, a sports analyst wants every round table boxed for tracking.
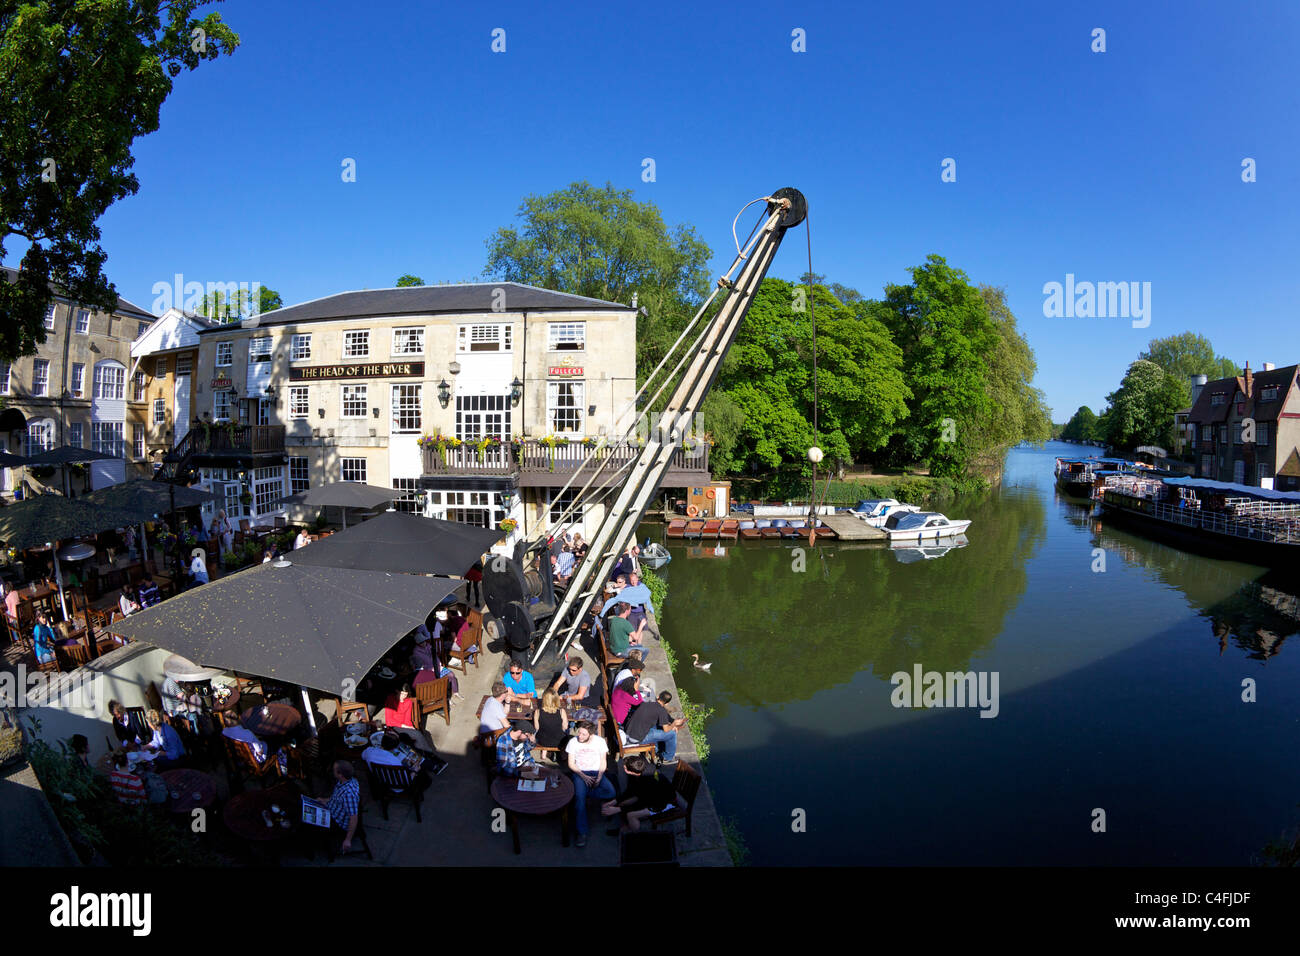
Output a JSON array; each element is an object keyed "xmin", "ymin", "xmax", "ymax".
[
  {"xmin": 160, "ymin": 768, "xmax": 217, "ymax": 814},
  {"xmin": 241, "ymin": 702, "xmax": 300, "ymax": 737},
  {"xmin": 490, "ymin": 766, "xmax": 574, "ymax": 854},
  {"xmin": 211, "ymin": 685, "xmax": 241, "ymax": 714},
  {"xmin": 223, "ymin": 783, "xmax": 300, "ymax": 846}
]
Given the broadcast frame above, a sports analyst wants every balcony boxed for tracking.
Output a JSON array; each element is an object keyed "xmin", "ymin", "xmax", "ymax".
[
  {"xmin": 181, "ymin": 423, "xmax": 286, "ymax": 459},
  {"xmin": 421, "ymin": 438, "xmax": 711, "ymax": 488}
]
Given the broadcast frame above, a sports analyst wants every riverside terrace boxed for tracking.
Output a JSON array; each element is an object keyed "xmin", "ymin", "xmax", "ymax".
[{"xmin": 4, "ymin": 550, "xmax": 730, "ymax": 867}]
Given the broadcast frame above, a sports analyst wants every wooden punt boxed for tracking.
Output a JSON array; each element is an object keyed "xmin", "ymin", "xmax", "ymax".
[
  {"xmin": 683, "ymin": 519, "xmax": 706, "ymax": 539},
  {"xmin": 701, "ymin": 519, "xmax": 722, "ymax": 539},
  {"xmin": 719, "ymin": 519, "xmax": 740, "ymax": 541},
  {"xmin": 665, "ymin": 519, "xmax": 687, "ymax": 539},
  {"xmin": 813, "ymin": 520, "xmax": 836, "ymax": 539},
  {"xmin": 781, "ymin": 520, "xmax": 805, "ymax": 538},
  {"xmin": 761, "ymin": 519, "xmax": 786, "ymax": 539},
  {"xmin": 738, "ymin": 520, "xmax": 762, "ymax": 540}
]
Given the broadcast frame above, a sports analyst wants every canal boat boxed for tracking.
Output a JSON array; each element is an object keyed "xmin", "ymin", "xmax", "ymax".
[
  {"xmin": 738, "ymin": 519, "xmax": 761, "ymax": 540},
  {"xmin": 1099, "ymin": 475, "xmax": 1300, "ymax": 566},
  {"xmin": 640, "ymin": 542, "xmax": 672, "ymax": 569},
  {"xmin": 850, "ymin": 499, "xmax": 920, "ymax": 527},
  {"xmin": 719, "ymin": 519, "xmax": 740, "ymax": 540},
  {"xmin": 683, "ymin": 519, "xmax": 706, "ymax": 539},
  {"xmin": 665, "ymin": 519, "xmax": 687, "ymax": 539},
  {"xmin": 701, "ymin": 519, "xmax": 722, "ymax": 538},
  {"xmin": 1055, "ymin": 457, "xmax": 1150, "ymax": 500},
  {"xmin": 881, "ymin": 510, "xmax": 973, "ymax": 542}
]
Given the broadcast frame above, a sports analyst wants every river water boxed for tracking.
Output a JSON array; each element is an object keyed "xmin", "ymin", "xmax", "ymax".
[{"xmin": 647, "ymin": 441, "xmax": 1300, "ymax": 865}]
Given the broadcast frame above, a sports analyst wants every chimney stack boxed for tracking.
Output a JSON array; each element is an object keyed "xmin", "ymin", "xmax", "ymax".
[
  {"xmin": 1190, "ymin": 374, "xmax": 1208, "ymax": 406},
  {"xmin": 1244, "ymin": 362, "xmax": 1253, "ymax": 398},
  {"xmin": 1263, "ymin": 362, "xmax": 1275, "ymax": 371}
]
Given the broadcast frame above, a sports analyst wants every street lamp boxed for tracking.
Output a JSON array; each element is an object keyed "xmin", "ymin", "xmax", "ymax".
[
  {"xmin": 510, "ymin": 377, "xmax": 523, "ymax": 407},
  {"xmin": 437, "ymin": 379, "xmax": 451, "ymax": 408}
]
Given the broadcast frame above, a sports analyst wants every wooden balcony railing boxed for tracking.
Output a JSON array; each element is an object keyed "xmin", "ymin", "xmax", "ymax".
[
  {"xmin": 421, "ymin": 438, "xmax": 709, "ymax": 477},
  {"xmin": 180, "ymin": 423, "xmax": 286, "ymax": 457}
]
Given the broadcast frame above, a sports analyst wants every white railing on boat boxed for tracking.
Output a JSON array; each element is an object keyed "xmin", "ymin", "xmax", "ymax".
[{"xmin": 1104, "ymin": 492, "xmax": 1300, "ymax": 545}]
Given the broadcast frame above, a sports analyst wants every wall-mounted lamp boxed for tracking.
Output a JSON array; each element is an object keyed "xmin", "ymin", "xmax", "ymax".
[
  {"xmin": 372, "ymin": 407, "xmax": 380, "ymax": 419},
  {"xmin": 587, "ymin": 404, "xmax": 596, "ymax": 416},
  {"xmin": 437, "ymin": 379, "xmax": 451, "ymax": 408},
  {"xmin": 264, "ymin": 384, "xmax": 277, "ymax": 397},
  {"xmin": 510, "ymin": 377, "xmax": 523, "ymax": 407},
  {"xmin": 317, "ymin": 408, "xmax": 325, "ymax": 419},
  {"xmin": 448, "ymin": 360, "xmax": 461, "ymax": 376}
]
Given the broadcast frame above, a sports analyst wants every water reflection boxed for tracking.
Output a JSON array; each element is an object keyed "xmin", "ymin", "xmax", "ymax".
[
  {"xmin": 1201, "ymin": 571, "xmax": 1300, "ymax": 661},
  {"xmin": 890, "ymin": 535, "xmax": 969, "ymax": 563},
  {"xmin": 647, "ymin": 481, "xmax": 1047, "ymax": 717}
]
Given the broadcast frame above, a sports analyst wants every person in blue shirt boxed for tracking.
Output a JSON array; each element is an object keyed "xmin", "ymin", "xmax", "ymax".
[
  {"xmin": 32, "ymin": 611, "xmax": 57, "ymax": 664},
  {"xmin": 502, "ymin": 662, "xmax": 536, "ymax": 698},
  {"xmin": 144, "ymin": 709, "xmax": 186, "ymax": 770}
]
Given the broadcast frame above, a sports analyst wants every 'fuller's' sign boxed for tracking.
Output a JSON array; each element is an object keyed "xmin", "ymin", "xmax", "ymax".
[
  {"xmin": 289, "ymin": 361, "xmax": 425, "ymax": 382},
  {"xmin": 548, "ymin": 366, "xmax": 584, "ymax": 376}
]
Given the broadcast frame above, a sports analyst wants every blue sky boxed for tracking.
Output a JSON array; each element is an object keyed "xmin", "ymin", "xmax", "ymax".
[{"xmin": 29, "ymin": 0, "xmax": 1300, "ymax": 419}]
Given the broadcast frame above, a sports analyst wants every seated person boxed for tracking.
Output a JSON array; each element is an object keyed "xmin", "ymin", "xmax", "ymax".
[
  {"xmin": 495, "ymin": 726, "xmax": 538, "ymax": 777},
  {"xmin": 623, "ymin": 690, "xmax": 686, "ymax": 765},
  {"xmin": 479, "ymin": 682, "xmax": 510, "ymax": 734},
  {"xmin": 32, "ymin": 611, "xmax": 57, "ymax": 664},
  {"xmin": 613, "ymin": 654, "xmax": 645, "ymax": 688},
  {"xmin": 108, "ymin": 699, "xmax": 145, "ymax": 747},
  {"xmin": 119, "ymin": 584, "xmax": 141, "ymax": 617},
  {"xmin": 382, "ymin": 683, "xmax": 418, "ymax": 730},
  {"xmin": 409, "ymin": 623, "xmax": 437, "ymax": 671},
  {"xmin": 144, "ymin": 709, "xmax": 186, "ymax": 770},
  {"xmin": 550, "ymin": 657, "xmax": 598, "ymax": 721},
  {"xmin": 189, "ymin": 548, "xmax": 210, "ymax": 586},
  {"xmin": 3, "ymin": 581, "xmax": 20, "ymax": 627},
  {"xmin": 222, "ymin": 719, "xmax": 275, "ymax": 767},
  {"xmin": 295, "ymin": 528, "xmax": 310, "ymax": 550},
  {"xmin": 361, "ymin": 731, "xmax": 435, "ymax": 791},
  {"xmin": 160, "ymin": 676, "xmax": 202, "ymax": 734},
  {"xmin": 451, "ymin": 615, "xmax": 477, "ymax": 663},
  {"xmin": 606, "ymin": 602, "xmax": 650, "ymax": 660},
  {"xmin": 137, "ymin": 575, "xmax": 161, "ymax": 608},
  {"xmin": 502, "ymin": 662, "xmax": 535, "ymax": 698},
  {"xmin": 565, "ymin": 720, "xmax": 615, "ymax": 846},
  {"xmin": 413, "ymin": 656, "xmax": 460, "ymax": 698},
  {"xmin": 610, "ymin": 674, "xmax": 641, "ymax": 726},
  {"xmin": 533, "ymin": 689, "xmax": 569, "ymax": 749},
  {"xmin": 554, "ymin": 548, "xmax": 576, "ymax": 583},
  {"xmin": 109, "ymin": 751, "xmax": 148, "ymax": 805},
  {"xmin": 600, "ymin": 753, "xmax": 677, "ymax": 833}
]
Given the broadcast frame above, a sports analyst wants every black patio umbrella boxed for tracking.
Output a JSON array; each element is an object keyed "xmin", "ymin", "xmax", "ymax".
[
  {"xmin": 83, "ymin": 479, "xmax": 223, "ymax": 519},
  {"xmin": 0, "ymin": 451, "xmax": 29, "ymax": 467},
  {"xmin": 289, "ymin": 509, "xmax": 503, "ymax": 576},
  {"xmin": 273, "ymin": 480, "xmax": 401, "ymax": 529},
  {"xmin": 104, "ymin": 558, "xmax": 461, "ymax": 694},
  {"xmin": 25, "ymin": 445, "xmax": 119, "ymax": 497},
  {"xmin": 0, "ymin": 494, "xmax": 144, "ymax": 619}
]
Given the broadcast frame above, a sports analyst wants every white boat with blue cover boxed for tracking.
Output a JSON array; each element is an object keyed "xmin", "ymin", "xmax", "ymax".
[
  {"xmin": 849, "ymin": 499, "xmax": 921, "ymax": 528},
  {"xmin": 880, "ymin": 510, "xmax": 973, "ymax": 542}
]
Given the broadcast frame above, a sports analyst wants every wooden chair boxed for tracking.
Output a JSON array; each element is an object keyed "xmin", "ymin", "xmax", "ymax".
[
  {"xmin": 365, "ymin": 762, "xmax": 423, "ymax": 822},
  {"xmin": 604, "ymin": 684, "xmax": 653, "ymax": 762},
  {"xmin": 446, "ymin": 609, "xmax": 483, "ymax": 672},
  {"xmin": 414, "ymin": 678, "xmax": 451, "ymax": 727},
  {"xmin": 599, "ymin": 631, "xmax": 626, "ymax": 682},
  {"xmin": 649, "ymin": 762, "xmax": 702, "ymax": 838},
  {"xmin": 224, "ymin": 735, "xmax": 281, "ymax": 788},
  {"xmin": 324, "ymin": 794, "xmax": 373, "ymax": 862},
  {"xmin": 338, "ymin": 699, "xmax": 370, "ymax": 729},
  {"xmin": 55, "ymin": 640, "xmax": 91, "ymax": 670}
]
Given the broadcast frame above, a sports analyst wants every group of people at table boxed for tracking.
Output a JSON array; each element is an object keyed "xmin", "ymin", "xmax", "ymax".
[{"xmin": 474, "ymin": 543, "xmax": 686, "ymax": 847}]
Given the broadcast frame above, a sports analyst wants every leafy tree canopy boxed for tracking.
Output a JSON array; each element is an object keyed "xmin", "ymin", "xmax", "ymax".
[
  {"xmin": 1139, "ymin": 332, "xmax": 1239, "ymax": 405},
  {"xmin": 1061, "ymin": 405, "xmax": 1099, "ymax": 442},
  {"xmin": 395, "ymin": 274, "xmax": 424, "ymax": 287},
  {"xmin": 0, "ymin": 0, "xmax": 239, "ymax": 359},
  {"xmin": 1102, "ymin": 359, "xmax": 1184, "ymax": 450}
]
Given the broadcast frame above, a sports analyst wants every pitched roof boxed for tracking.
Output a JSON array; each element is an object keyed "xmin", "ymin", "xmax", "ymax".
[
  {"xmin": 1243, "ymin": 364, "xmax": 1300, "ymax": 423},
  {"xmin": 1188, "ymin": 364, "xmax": 1300, "ymax": 425},
  {"xmin": 0, "ymin": 266, "xmax": 154, "ymax": 321},
  {"xmin": 202, "ymin": 282, "xmax": 632, "ymax": 331}
]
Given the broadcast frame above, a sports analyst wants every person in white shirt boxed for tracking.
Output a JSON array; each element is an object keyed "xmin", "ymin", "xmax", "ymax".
[
  {"xmin": 566, "ymin": 720, "xmax": 615, "ymax": 846},
  {"xmin": 362, "ymin": 732, "xmax": 432, "ymax": 793},
  {"xmin": 212, "ymin": 511, "xmax": 234, "ymax": 560},
  {"xmin": 189, "ymin": 549, "xmax": 209, "ymax": 586},
  {"xmin": 221, "ymin": 723, "xmax": 268, "ymax": 763},
  {"xmin": 479, "ymin": 682, "xmax": 510, "ymax": 734},
  {"xmin": 119, "ymin": 584, "xmax": 141, "ymax": 617},
  {"xmin": 295, "ymin": 529, "xmax": 309, "ymax": 550},
  {"xmin": 613, "ymin": 655, "xmax": 645, "ymax": 689}
]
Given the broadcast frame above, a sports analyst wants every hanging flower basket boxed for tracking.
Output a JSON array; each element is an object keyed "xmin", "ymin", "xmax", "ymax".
[
  {"xmin": 472, "ymin": 435, "xmax": 500, "ymax": 460},
  {"xmin": 583, "ymin": 436, "xmax": 599, "ymax": 449},
  {"xmin": 239, "ymin": 493, "xmax": 253, "ymax": 507},
  {"xmin": 499, "ymin": 518, "xmax": 518, "ymax": 534},
  {"xmin": 417, "ymin": 431, "xmax": 462, "ymax": 455},
  {"xmin": 539, "ymin": 434, "xmax": 569, "ymax": 471}
]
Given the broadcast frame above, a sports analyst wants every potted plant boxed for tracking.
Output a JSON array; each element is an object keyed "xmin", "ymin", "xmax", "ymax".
[
  {"xmin": 239, "ymin": 492, "xmax": 253, "ymax": 507},
  {"xmin": 499, "ymin": 518, "xmax": 518, "ymax": 534}
]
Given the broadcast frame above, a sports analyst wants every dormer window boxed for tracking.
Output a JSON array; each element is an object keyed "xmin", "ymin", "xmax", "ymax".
[
  {"xmin": 1210, "ymin": 394, "xmax": 1226, "ymax": 406},
  {"xmin": 1261, "ymin": 385, "xmax": 1279, "ymax": 402}
]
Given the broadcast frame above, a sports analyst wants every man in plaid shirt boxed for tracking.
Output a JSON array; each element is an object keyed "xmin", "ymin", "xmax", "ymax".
[
  {"xmin": 495, "ymin": 726, "xmax": 537, "ymax": 776},
  {"xmin": 327, "ymin": 761, "xmax": 361, "ymax": 852}
]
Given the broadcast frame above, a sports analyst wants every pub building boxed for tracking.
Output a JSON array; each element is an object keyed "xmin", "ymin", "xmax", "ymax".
[{"xmin": 142, "ymin": 282, "xmax": 710, "ymax": 544}]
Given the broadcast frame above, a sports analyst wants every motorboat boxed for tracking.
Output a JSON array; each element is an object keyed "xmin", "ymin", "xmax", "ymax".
[
  {"xmin": 880, "ymin": 511, "xmax": 973, "ymax": 542},
  {"xmin": 850, "ymin": 499, "xmax": 920, "ymax": 528},
  {"xmin": 641, "ymin": 542, "xmax": 672, "ymax": 569}
]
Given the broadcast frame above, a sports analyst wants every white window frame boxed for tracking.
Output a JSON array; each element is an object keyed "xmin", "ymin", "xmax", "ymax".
[
  {"xmin": 175, "ymin": 355, "xmax": 193, "ymax": 376},
  {"xmin": 153, "ymin": 398, "xmax": 166, "ymax": 425},
  {"xmin": 214, "ymin": 390, "xmax": 233, "ymax": 422},
  {"xmin": 32, "ymin": 358, "xmax": 50, "ymax": 396},
  {"xmin": 547, "ymin": 321, "xmax": 586, "ymax": 351},
  {"xmin": 133, "ymin": 425, "xmax": 145, "ymax": 460},
  {"xmin": 391, "ymin": 327, "xmax": 424, "ymax": 356},
  {"xmin": 132, "ymin": 370, "xmax": 146, "ymax": 402},
  {"xmin": 454, "ymin": 394, "xmax": 511, "ymax": 442},
  {"xmin": 0, "ymin": 361, "xmax": 10, "ymax": 396},
  {"xmin": 70, "ymin": 363, "xmax": 84, "ymax": 398},
  {"xmin": 549, "ymin": 488, "xmax": 584, "ymax": 524},
  {"xmin": 44, "ymin": 305, "xmax": 56, "ymax": 331},
  {"xmin": 391, "ymin": 384, "xmax": 421, "ymax": 433},
  {"xmin": 75, "ymin": 308, "xmax": 90, "ymax": 334},
  {"xmin": 251, "ymin": 466, "xmax": 285, "ymax": 517},
  {"xmin": 91, "ymin": 421, "xmax": 124, "ymax": 458},
  {"xmin": 289, "ymin": 386, "xmax": 309, "ymax": 419},
  {"xmin": 290, "ymin": 334, "xmax": 311, "ymax": 362},
  {"xmin": 215, "ymin": 342, "xmax": 233, "ymax": 368},
  {"xmin": 456, "ymin": 324, "xmax": 512, "ymax": 353},
  {"xmin": 1257, "ymin": 422, "xmax": 1270, "ymax": 447},
  {"xmin": 341, "ymin": 457, "xmax": 367, "ymax": 483},
  {"xmin": 1261, "ymin": 385, "xmax": 1279, "ymax": 402},
  {"xmin": 93, "ymin": 362, "xmax": 126, "ymax": 400},
  {"xmin": 343, "ymin": 330, "xmax": 370, "ymax": 358},
  {"xmin": 156, "ymin": 357, "xmax": 169, "ymax": 377},
  {"xmin": 249, "ymin": 336, "xmax": 272, "ymax": 364},
  {"xmin": 67, "ymin": 422, "xmax": 83, "ymax": 449},
  {"xmin": 546, "ymin": 380, "xmax": 585, "ymax": 434},
  {"xmin": 289, "ymin": 456, "xmax": 310, "ymax": 494},
  {"xmin": 392, "ymin": 478, "xmax": 420, "ymax": 514},
  {"xmin": 27, "ymin": 419, "xmax": 55, "ymax": 455},
  {"xmin": 341, "ymin": 384, "xmax": 368, "ymax": 418}
]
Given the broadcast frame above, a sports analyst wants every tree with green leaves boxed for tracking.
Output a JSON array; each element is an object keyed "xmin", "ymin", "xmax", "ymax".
[
  {"xmin": 1102, "ymin": 360, "xmax": 1184, "ymax": 450},
  {"xmin": 710, "ymin": 278, "xmax": 910, "ymax": 482},
  {"xmin": 258, "ymin": 286, "xmax": 282, "ymax": 314},
  {"xmin": 973, "ymin": 286, "xmax": 1052, "ymax": 453},
  {"xmin": 483, "ymin": 181, "xmax": 712, "ymax": 384},
  {"xmin": 0, "ymin": 1, "xmax": 239, "ymax": 359},
  {"xmin": 395, "ymin": 274, "xmax": 425, "ymax": 287},
  {"xmin": 1139, "ymin": 332, "xmax": 1238, "ymax": 403},
  {"xmin": 1061, "ymin": 406, "xmax": 1099, "ymax": 442}
]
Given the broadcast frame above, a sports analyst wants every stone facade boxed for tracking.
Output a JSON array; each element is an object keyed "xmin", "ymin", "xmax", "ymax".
[{"xmin": 1187, "ymin": 362, "xmax": 1300, "ymax": 491}]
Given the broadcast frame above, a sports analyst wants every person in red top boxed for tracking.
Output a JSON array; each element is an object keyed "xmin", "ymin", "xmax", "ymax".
[
  {"xmin": 383, "ymin": 683, "xmax": 418, "ymax": 729},
  {"xmin": 109, "ymin": 751, "xmax": 147, "ymax": 805},
  {"xmin": 610, "ymin": 675, "xmax": 641, "ymax": 726}
]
